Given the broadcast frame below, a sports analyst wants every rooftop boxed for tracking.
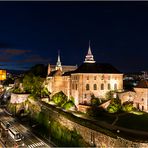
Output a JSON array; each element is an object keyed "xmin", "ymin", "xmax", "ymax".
[
  {"xmin": 72, "ymin": 63, "xmax": 121, "ymax": 74},
  {"xmin": 135, "ymin": 80, "xmax": 148, "ymax": 88}
]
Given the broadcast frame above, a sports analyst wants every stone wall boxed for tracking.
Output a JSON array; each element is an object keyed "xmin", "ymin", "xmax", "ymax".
[
  {"xmin": 44, "ymin": 103, "xmax": 148, "ymax": 147},
  {"xmin": 10, "ymin": 93, "xmax": 29, "ymax": 104}
]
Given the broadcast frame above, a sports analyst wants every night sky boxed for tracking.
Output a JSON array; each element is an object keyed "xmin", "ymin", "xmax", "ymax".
[{"xmin": 0, "ymin": 1, "xmax": 148, "ymax": 73}]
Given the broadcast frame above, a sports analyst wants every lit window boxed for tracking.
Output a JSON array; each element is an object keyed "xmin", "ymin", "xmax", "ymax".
[
  {"xmin": 114, "ymin": 84, "xmax": 117, "ymax": 90},
  {"xmin": 93, "ymin": 84, "xmax": 97, "ymax": 90},
  {"xmin": 86, "ymin": 84, "xmax": 89, "ymax": 90},
  {"xmin": 101, "ymin": 83, "xmax": 104, "ymax": 90},
  {"xmin": 108, "ymin": 83, "xmax": 110, "ymax": 90}
]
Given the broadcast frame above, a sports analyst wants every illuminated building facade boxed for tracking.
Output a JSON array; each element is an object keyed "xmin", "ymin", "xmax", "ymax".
[
  {"xmin": 119, "ymin": 80, "xmax": 148, "ymax": 112},
  {"xmin": 0, "ymin": 70, "xmax": 6, "ymax": 81},
  {"xmin": 46, "ymin": 44, "xmax": 123, "ymax": 106}
]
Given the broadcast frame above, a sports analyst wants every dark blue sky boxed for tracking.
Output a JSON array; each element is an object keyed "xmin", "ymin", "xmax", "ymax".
[{"xmin": 0, "ymin": 1, "xmax": 148, "ymax": 72}]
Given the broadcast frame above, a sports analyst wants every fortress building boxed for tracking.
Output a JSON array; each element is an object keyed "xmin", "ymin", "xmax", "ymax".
[{"xmin": 46, "ymin": 44, "xmax": 123, "ymax": 107}]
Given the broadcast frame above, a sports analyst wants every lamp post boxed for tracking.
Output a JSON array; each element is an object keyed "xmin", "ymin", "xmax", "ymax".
[{"xmin": 48, "ymin": 121, "xmax": 51, "ymax": 141}]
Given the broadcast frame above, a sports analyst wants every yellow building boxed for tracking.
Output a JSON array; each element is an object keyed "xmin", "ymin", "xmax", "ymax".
[
  {"xmin": 46, "ymin": 44, "xmax": 123, "ymax": 107},
  {"xmin": 0, "ymin": 70, "xmax": 6, "ymax": 81}
]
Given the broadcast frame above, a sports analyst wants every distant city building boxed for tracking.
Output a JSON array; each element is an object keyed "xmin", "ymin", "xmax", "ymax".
[
  {"xmin": 0, "ymin": 70, "xmax": 6, "ymax": 81},
  {"xmin": 46, "ymin": 44, "xmax": 123, "ymax": 107}
]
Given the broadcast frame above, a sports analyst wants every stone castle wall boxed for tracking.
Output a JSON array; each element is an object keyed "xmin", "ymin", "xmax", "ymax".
[{"xmin": 43, "ymin": 104, "xmax": 148, "ymax": 147}]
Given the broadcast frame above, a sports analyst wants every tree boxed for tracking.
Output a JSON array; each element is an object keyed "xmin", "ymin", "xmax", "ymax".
[
  {"xmin": 105, "ymin": 90, "xmax": 116, "ymax": 100},
  {"xmin": 25, "ymin": 64, "xmax": 48, "ymax": 78},
  {"xmin": 107, "ymin": 97, "xmax": 122, "ymax": 113},
  {"xmin": 3, "ymin": 78, "xmax": 14, "ymax": 86},
  {"xmin": 91, "ymin": 94, "xmax": 101, "ymax": 106},
  {"xmin": 41, "ymin": 87, "xmax": 51, "ymax": 98},
  {"xmin": 22, "ymin": 74, "xmax": 44, "ymax": 98},
  {"xmin": 63, "ymin": 100, "xmax": 75, "ymax": 110},
  {"xmin": 122, "ymin": 101, "xmax": 134, "ymax": 112},
  {"xmin": 51, "ymin": 91, "xmax": 68, "ymax": 107}
]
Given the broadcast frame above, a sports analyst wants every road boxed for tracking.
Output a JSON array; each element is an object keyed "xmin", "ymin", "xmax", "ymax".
[{"xmin": 0, "ymin": 108, "xmax": 53, "ymax": 148}]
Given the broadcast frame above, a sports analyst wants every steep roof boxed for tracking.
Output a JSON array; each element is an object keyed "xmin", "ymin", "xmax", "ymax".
[
  {"xmin": 72, "ymin": 63, "xmax": 121, "ymax": 74},
  {"xmin": 48, "ymin": 70, "xmax": 62, "ymax": 77},
  {"xmin": 62, "ymin": 71, "xmax": 74, "ymax": 76},
  {"xmin": 135, "ymin": 80, "xmax": 148, "ymax": 88}
]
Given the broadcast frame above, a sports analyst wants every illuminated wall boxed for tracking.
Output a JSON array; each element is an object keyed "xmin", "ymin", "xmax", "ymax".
[
  {"xmin": 71, "ymin": 73, "xmax": 123, "ymax": 105},
  {"xmin": 134, "ymin": 88, "xmax": 148, "ymax": 112}
]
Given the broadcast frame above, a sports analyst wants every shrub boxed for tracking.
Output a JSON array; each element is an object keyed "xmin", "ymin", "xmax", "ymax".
[
  {"xmin": 122, "ymin": 101, "xmax": 134, "ymax": 112},
  {"xmin": 62, "ymin": 100, "xmax": 75, "ymax": 110},
  {"xmin": 51, "ymin": 91, "xmax": 68, "ymax": 107},
  {"xmin": 105, "ymin": 90, "xmax": 115, "ymax": 100},
  {"xmin": 107, "ymin": 97, "xmax": 122, "ymax": 113}
]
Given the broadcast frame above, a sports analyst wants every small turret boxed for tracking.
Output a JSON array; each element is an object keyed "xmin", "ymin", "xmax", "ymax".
[
  {"xmin": 84, "ymin": 41, "xmax": 96, "ymax": 63},
  {"xmin": 55, "ymin": 50, "xmax": 62, "ymax": 71}
]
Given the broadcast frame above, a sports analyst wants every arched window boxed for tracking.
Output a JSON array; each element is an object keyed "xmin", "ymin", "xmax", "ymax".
[
  {"xmin": 101, "ymin": 83, "xmax": 104, "ymax": 90},
  {"xmin": 93, "ymin": 84, "xmax": 97, "ymax": 90},
  {"xmin": 114, "ymin": 83, "xmax": 117, "ymax": 90},
  {"xmin": 86, "ymin": 84, "xmax": 89, "ymax": 90},
  {"xmin": 108, "ymin": 83, "xmax": 110, "ymax": 90}
]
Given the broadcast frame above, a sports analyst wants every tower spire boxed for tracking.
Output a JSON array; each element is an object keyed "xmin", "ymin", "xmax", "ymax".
[
  {"xmin": 84, "ymin": 41, "xmax": 95, "ymax": 63},
  {"xmin": 55, "ymin": 50, "xmax": 62, "ymax": 71}
]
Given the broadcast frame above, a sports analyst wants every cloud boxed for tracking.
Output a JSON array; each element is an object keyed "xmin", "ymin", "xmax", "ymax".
[
  {"xmin": 16, "ymin": 55, "xmax": 49, "ymax": 63},
  {"xmin": 0, "ymin": 49, "xmax": 31, "ymax": 55},
  {"xmin": 0, "ymin": 55, "xmax": 12, "ymax": 62}
]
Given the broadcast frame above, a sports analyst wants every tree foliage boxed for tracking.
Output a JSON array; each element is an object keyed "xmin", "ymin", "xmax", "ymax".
[
  {"xmin": 105, "ymin": 90, "xmax": 116, "ymax": 100},
  {"xmin": 25, "ymin": 64, "xmax": 48, "ymax": 78},
  {"xmin": 91, "ymin": 94, "xmax": 101, "ymax": 106},
  {"xmin": 51, "ymin": 91, "xmax": 68, "ymax": 107},
  {"xmin": 41, "ymin": 87, "xmax": 51, "ymax": 98},
  {"xmin": 22, "ymin": 73, "xmax": 44, "ymax": 98},
  {"xmin": 107, "ymin": 97, "xmax": 122, "ymax": 113},
  {"xmin": 62, "ymin": 100, "xmax": 75, "ymax": 110},
  {"xmin": 3, "ymin": 78, "xmax": 14, "ymax": 86},
  {"xmin": 122, "ymin": 101, "xmax": 134, "ymax": 112}
]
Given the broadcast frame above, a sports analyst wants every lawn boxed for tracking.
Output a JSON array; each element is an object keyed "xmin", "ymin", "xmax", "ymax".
[{"xmin": 115, "ymin": 112, "xmax": 148, "ymax": 131}]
